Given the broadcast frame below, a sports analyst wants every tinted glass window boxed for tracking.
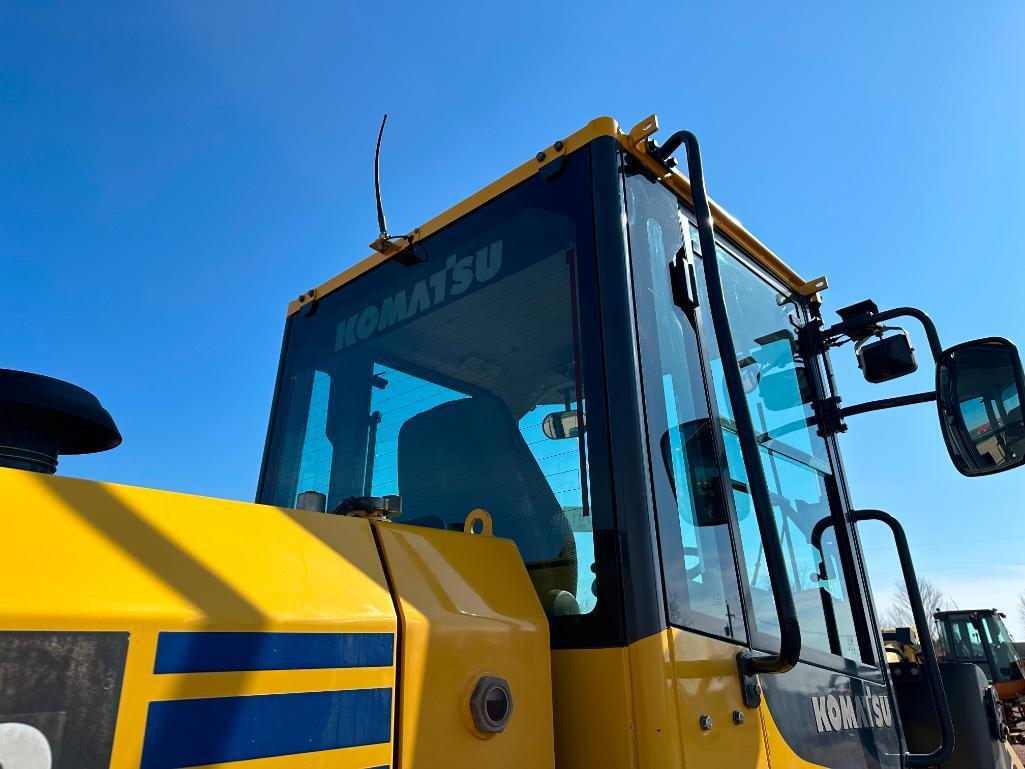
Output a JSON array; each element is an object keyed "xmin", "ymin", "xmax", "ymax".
[
  {"xmin": 260, "ymin": 154, "xmax": 606, "ymax": 619},
  {"xmin": 692, "ymin": 227, "xmax": 865, "ymax": 663},
  {"xmin": 947, "ymin": 617, "xmax": 987, "ymax": 662},
  {"xmin": 981, "ymin": 613, "xmax": 1020, "ymax": 680},
  {"xmin": 627, "ymin": 174, "xmax": 745, "ymax": 641}
]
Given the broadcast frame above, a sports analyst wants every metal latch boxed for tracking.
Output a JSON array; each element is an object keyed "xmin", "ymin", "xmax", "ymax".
[
  {"xmin": 669, "ymin": 224, "xmax": 700, "ymax": 316},
  {"xmin": 334, "ymin": 494, "xmax": 402, "ymax": 519}
]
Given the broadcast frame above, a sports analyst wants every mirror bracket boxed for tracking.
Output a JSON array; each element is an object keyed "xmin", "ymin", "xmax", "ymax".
[
  {"xmin": 814, "ymin": 395, "xmax": 848, "ymax": 437},
  {"xmin": 833, "ymin": 299, "xmax": 883, "ymax": 343},
  {"xmin": 822, "ymin": 304, "xmax": 942, "ymax": 363}
]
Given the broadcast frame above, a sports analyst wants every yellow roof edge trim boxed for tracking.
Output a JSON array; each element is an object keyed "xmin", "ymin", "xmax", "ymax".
[
  {"xmin": 622, "ymin": 137, "xmax": 806, "ymax": 292},
  {"xmin": 287, "ymin": 115, "xmax": 804, "ymax": 317}
]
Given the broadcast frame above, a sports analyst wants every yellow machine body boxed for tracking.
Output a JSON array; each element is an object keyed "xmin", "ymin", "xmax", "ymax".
[
  {"xmin": 0, "ymin": 468, "xmax": 553, "ymax": 768},
  {"xmin": 373, "ymin": 522, "xmax": 553, "ymax": 769},
  {"xmin": 0, "ymin": 458, "xmax": 838, "ymax": 768},
  {"xmin": 551, "ymin": 629, "xmax": 833, "ymax": 769}
]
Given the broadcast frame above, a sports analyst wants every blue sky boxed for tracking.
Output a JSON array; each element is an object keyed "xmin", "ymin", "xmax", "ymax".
[{"xmin": 3, "ymin": 2, "xmax": 1024, "ymax": 633}]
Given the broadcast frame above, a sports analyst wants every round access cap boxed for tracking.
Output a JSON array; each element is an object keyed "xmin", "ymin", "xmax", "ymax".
[{"xmin": 469, "ymin": 675, "xmax": 513, "ymax": 734}]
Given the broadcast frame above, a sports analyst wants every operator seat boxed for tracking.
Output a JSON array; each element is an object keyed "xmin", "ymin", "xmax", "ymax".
[{"xmin": 397, "ymin": 396, "xmax": 577, "ymax": 600}]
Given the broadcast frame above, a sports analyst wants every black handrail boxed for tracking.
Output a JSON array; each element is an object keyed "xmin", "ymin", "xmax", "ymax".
[
  {"xmin": 660, "ymin": 130, "xmax": 801, "ymax": 676},
  {"xmin": 848, "ymin": 509, "xmax": 955, "ymax": 767}
]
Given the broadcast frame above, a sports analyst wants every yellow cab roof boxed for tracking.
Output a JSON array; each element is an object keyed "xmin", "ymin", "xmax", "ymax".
[{"xmin": 288, "ymin": 115, "xmax": 809, "ymax": 317}]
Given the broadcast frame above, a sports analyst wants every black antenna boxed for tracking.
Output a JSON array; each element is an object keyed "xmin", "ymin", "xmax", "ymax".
[
  {"xmin": 374, "ymin": 114, "xmax": 389, "ymax": 239},
  {"xmin": 368, "ymin": 115, "xmax": 422, "ymax": 264}
]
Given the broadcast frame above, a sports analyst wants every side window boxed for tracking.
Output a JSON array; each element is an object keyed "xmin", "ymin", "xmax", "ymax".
[
  {"xmin": 518, "ymin": 403, "xmax": 596, "ymax": 613},
  {"xmin": 694, "ymin": 236, "xmax": 866, "ymax": 664},
  {"xmin": 948, "ymin": 619, "xmax": 985, "ymax": 660},
  {"xmin": 627, "ymin": 175, "xmax": 746, "ymax": 641}
]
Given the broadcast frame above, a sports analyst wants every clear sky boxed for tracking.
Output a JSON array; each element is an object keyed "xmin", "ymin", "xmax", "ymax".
[{"xmin": 3, "ymin": 2, "xmax": 1024, "ymax": 635}]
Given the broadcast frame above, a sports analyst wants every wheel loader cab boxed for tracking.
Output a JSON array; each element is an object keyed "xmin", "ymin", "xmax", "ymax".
[
  {"xmin": 257, "ymin": 121, "xmax": 911, "ymax": 768},
  {"xmin": 937, "ymin": 610, "xmax": 1025, "ymax": 688}
]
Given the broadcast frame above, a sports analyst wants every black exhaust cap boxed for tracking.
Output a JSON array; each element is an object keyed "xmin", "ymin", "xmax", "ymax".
[{"xmin": 0, "ymin": 369, "xmax": 121, "ymax": 474}]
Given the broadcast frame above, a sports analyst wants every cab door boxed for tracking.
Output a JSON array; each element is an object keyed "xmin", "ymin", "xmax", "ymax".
[
  {"xmin": 625, "ymin": 172, "xmax": 771, "ymax": 767},
  {"xmin": 625, "ymin": 169, "xmax": 903, "ymax": 768}
]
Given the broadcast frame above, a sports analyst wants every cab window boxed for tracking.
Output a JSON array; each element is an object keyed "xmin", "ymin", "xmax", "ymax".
[
  {"xmin": 694, "ymin": 230, "xmax": 867, "ymax": 664},
  {"xmin": 626, "ymin": 173, "xmax": 746, "ymax": 641},
  {"xmin": 258, "ymin": 153, "xmax": 610, "ymax": 626}
]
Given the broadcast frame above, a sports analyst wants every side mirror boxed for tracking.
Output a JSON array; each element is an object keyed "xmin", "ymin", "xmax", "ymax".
[
  {"xmin": 936, "ymin": 337, "xmax": 1025, "ymax": 476},
  {"xmin": 542, "ymin": 409, "xmax": 584, "ymax": 440}
]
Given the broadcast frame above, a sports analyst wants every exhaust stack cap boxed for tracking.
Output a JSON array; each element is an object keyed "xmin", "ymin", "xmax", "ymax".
[{"xmin": 0, "ymin": 369, "xmax": 121, "ymax": 474}]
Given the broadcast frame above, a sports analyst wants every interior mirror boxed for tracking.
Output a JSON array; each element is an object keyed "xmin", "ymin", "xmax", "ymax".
[
  {"xmin": 659, "ymin": 420, "xmax": 729, "ymax": 527},
  {"xmin": 936, "ymin": 337, "xmax": 1025, "ymax": 476},
  {"xmin": 857, "ymin": 331, "xmax": 918, "ymax": 383},
  {"xmin": 542, "ymin": 409, "xmax": 584, "ymax": 440},
  {"xmin": 738, "ymin": 356, "xmax": 760, "ymax": 394}
]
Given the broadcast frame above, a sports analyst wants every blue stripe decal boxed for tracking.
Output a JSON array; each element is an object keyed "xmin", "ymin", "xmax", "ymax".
[
  {"xmin": 140, "ymin": 688, "xmax": 392, "ymax": 768},
  {"xmin": 153, "ymin": 631, "xmax": 394, "ymax": 673}
]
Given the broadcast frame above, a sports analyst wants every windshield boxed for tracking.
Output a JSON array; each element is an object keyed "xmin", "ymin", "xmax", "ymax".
[{"xmin": 259, "ymin": 152, "xmax": 607, "ymax": 619}]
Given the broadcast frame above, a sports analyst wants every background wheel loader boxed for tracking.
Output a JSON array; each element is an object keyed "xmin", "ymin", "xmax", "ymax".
[{"xmin": 934, "ymin": 609, "xmax": 1025, "ymax": 745}]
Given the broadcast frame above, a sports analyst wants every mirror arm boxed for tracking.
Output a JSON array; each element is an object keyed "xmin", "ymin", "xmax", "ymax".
[
  {"xmin": 823, "ymin": 307, "xmax": 943, "ymax": 362},
  {"xmin": 663, "ymin": 130, "xmax": 801, "ymax": 687},
  {"xmin": 840, "ymin": 391, "xmax": 937, "ymax": 419},
  {"xmin": 849, "ymin": 509, "xmax": 955, "ymax": 767},
  {"xmin": 748, "ymin": 391, "xmax": 936, "ymax": 441}
]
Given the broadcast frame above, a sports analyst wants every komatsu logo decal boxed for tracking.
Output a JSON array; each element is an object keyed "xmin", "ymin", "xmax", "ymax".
[
  {"xmin": 335, "ymin": 239, "xmax": 503, "ymax": 352},
  {"xmin": 811, "ymin": 693, "xmax": 893, "ymax": 733}
]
